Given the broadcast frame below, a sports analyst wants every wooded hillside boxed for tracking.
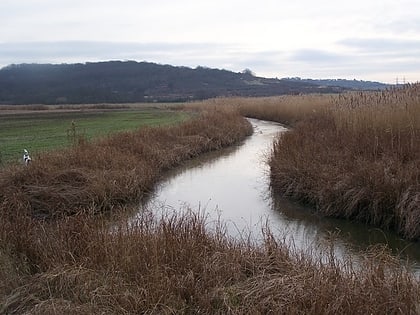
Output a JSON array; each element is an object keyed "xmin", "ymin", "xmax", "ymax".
[{"xmin": 0, "ymin": 61, "xmax": 345, "ymax": 104}]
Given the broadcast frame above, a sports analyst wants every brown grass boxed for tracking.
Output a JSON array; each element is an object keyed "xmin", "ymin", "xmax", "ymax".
[
  {"xmin": 231, "ymin": 85, "xmax": 420, "ymax": 240},
  {"xmin": 184, "ymin": 95, "xmax": 336, "ymax": 125},
  {"xmin": 0, "ymin": 109, "xmax": 252, "ymax": 219},
  {"xmin": 0, "ymin": 100, "xmax": 419, "ymax": 314},
  {"xmin": 1, "ymin": 210, "xmax": 418, "ymax": 314}
]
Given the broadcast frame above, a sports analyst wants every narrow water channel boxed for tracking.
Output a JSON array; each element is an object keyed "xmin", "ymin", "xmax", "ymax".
[{"xmin": 139, "ymin": 119, "xmax": 420, "ymax": 272}]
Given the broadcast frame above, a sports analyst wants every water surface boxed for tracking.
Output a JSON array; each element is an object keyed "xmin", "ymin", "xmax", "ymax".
[{"xmin": 139, "ymin": 119, "xmax": 420, "ymax": 272}]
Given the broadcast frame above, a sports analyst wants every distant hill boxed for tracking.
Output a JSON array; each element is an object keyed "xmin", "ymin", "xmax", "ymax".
[
  {"xmin": 281, "ymin": 77, "xmax": 390, "ymax": 90},
  {"xmin": 0, "ymin": 61, "xmax": 349, "ymax": 105}
]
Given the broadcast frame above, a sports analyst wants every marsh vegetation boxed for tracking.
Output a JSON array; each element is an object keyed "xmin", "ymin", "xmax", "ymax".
[
  {"xmin": 187, "ymin": 85, "xmax": 420, "ymax": 240},
  {"xmin": 1, "ymin": 91, "xmax": 419, "ymax": 313}
]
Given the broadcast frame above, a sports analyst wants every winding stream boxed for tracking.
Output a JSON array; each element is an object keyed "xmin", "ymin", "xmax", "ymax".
[{"xmin": 138, "ymin": 119, "xmax": 420, "ymax": 272}]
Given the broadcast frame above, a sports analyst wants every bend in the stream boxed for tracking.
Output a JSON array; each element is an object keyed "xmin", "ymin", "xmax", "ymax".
[{"xmin": 135, "ymin": 118, "xmax": 420, "ymax": 274}]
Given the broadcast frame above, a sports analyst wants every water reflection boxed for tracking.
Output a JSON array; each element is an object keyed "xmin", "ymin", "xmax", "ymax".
[
  {"xmin": 137, "ymin": 118, "xmax": 420, "ymax": 273},
  {"xmin": 270, "ymin": 191, "xmax": 420, "ymax": 271}
]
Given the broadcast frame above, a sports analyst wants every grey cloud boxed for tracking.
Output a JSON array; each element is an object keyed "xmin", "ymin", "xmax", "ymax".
[
  {"xmin": 335, "ymin": 38, "xmax": 420, "ymax": 78},
  {"xmin": 376, "ymin": 17, "xmax": 420, "ymax": 34},
  {"xmin": 0, "ymin": 41, "xmax": 233, "ymax": 68},
  {"xmin": 229, "ymin": 50, "xmax": 286, "ymax": 68},
  {"xmin": 281, "ymin": 44, "xmax": 420, "ymax": 82},
  {"xmin": 289, "ymin": 49, "xmax": 345, "ymax": 63},
  {"xmin": 339, "ymin": 38, "xmax": 420, "ymax": 54},
  {"xmin": 0, "ymin": 41, "xmax": 211, "ymax": 57},
  {"xmin": 0, "ymin": 40, "xmax": 418, "ymax": 82}
]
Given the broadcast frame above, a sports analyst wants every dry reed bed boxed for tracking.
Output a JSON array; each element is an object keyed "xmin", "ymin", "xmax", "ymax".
[
  {"xmin": 0, "ymin": 109, "xmax": 252, "ymax": 219},
  {"xmin": 184, "ymin": 95, "xmax": 336, "ymax": 126},
  {"xmin": 233, "ymin": 85, "xmax": 420, "ymax": 240},
  {"xmin": 1, "ymin": 211, "xmax": 419, "ymax": 314},
  {"xmin": 0, "ymin": 104, "xmax": 419, "ymax": 313}
]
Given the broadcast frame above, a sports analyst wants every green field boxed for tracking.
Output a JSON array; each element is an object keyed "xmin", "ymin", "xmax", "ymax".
[{"xmin": 0, "ymin": 108, "xmax": 189, "ymax": 164}]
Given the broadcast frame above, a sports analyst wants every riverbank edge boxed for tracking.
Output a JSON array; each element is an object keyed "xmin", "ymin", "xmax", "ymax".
[
  {"xmin": 237, "ymin": 106, "xmax": 419, "ymax": 241},
  {"xmin": 238, "ymin": 111, "xmax": 420, "ymax": 241},
  {"xmin": 0, "ymin": 109, "xmax": 253, "ymax": 218}
]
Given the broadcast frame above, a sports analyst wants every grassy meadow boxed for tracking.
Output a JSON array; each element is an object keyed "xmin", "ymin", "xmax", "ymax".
[
  {"xmin": 0, "ymin": 105, "xmax": 188, "ymax": 164},
  {"xmin": 0, "ymin": 98, "xmax": 419, "ymax": 313}
]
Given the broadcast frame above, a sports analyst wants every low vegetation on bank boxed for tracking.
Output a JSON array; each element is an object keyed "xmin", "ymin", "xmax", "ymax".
[
  {"xmin": 0, "ymin": 109, "xmax": 251, "ymax": 218},
  {"xmin": 1, "ymin": 100, "xmax": 419, "ymax": 313}
]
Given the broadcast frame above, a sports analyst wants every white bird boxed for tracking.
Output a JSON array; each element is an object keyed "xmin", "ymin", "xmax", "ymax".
[{"xmin": 23, "ymin": 149, "xmax": 32, "ymax": 166}]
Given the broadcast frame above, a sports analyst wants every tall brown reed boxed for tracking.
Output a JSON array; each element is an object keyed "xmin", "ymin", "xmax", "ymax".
[
  {"xmin": 257, "ymin": 85, "xmax": 420, "ymax": 239},
  {"xmin": 184, "ymin": 95, "xmax": 336, "ymax": 126}
]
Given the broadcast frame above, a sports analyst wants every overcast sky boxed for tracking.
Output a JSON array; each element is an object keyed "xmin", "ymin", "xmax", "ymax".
[{"xmin": 1, "ymin": 0, "xmax": 420, "ymax": 83}]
